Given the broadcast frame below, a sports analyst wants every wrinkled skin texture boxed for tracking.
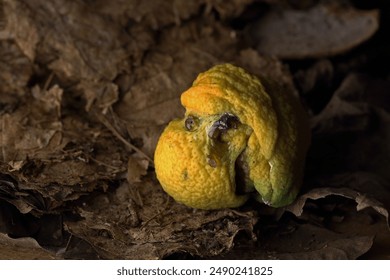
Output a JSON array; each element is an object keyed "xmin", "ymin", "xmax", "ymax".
[{"xmin": 154, "ymin": 64, "xmax": 310, "ymax": 209}]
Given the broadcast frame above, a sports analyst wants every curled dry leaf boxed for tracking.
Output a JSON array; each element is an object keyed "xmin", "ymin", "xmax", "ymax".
[
  {"xmin": 287, "ymin": 187, "xmax": 389, "ymax": 226},
  {"xmin": 248, "ymin": 4, "xmax": 379, "ymax": 59}
]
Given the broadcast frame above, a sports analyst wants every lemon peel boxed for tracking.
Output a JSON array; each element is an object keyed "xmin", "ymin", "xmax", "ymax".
[{"xmin": 154, "ymin": 64, "xmax": 310, "ymax": 209}]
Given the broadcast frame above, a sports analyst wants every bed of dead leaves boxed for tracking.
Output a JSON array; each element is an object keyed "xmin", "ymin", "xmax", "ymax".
[{"xmin": 0, "ymin": 0, "xmax": 389, "ymax": 259}]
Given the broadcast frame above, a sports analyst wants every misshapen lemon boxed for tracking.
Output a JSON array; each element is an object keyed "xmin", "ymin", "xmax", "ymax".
[{"xmin": 154, "ymin": 64, "xmax": 310, "ymax": 209}]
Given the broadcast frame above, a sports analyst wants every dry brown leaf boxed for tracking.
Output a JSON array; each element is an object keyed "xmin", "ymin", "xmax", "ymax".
[
  {"xmin": 287, "ymin": 187, "xmax": 389, "ymax": 225},
  {"xmin": 64, "ymin": 177, "xmax": 257, "ymax": 259},
  {"xmin": 248, "ymin": 4, "xmax": 379, "ymax": 59},
  {"xmin": 0, "ymin": 233, "xmax": 58, "ymax": 260}
]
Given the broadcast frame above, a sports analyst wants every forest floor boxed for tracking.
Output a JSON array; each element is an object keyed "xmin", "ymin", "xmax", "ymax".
[{"xmin": 0, "ymin": 0, "xmax": 389, "ymax": 259}]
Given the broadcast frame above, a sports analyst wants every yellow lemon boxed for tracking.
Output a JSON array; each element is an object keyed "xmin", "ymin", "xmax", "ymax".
[{"xmin": 154, "ymin": 64, "xmax": 310, "ymax": 209}]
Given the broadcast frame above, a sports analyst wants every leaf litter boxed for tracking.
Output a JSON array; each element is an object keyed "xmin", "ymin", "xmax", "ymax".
[{"xmin": 0, "ymin": 0, "xmax": 389, "ymax": 259}]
